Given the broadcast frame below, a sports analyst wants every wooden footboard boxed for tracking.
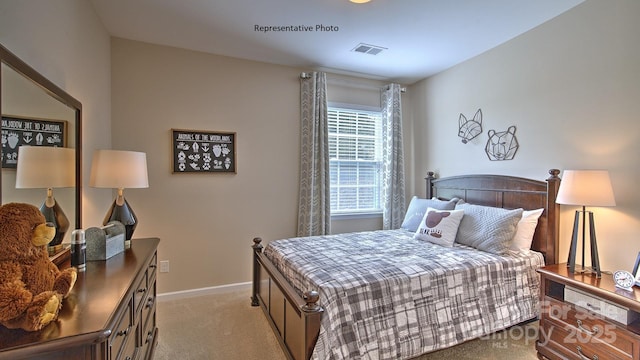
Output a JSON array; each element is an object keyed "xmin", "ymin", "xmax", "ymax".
[{"xmin": 251, "ymin": 237, "xmax": 323, "ymax": 360}]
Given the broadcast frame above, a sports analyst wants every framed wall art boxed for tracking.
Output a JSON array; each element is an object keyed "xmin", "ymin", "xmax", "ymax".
[
  {"xmin": 171, "ymin": 128, "xmax": 236, "ymax": 173},
  {"xmin": 1, "ymin": 115, "xmax": 67, "ymax": 168}
]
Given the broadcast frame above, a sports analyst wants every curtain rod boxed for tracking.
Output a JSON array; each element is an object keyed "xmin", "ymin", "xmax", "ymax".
[
  {"xmin": 300, "ymin": 72, "xmax": 406, "ymax": 93},
  {"xmin": 386, "ymin": 85, "xmax": 407, "ymax": 93}
]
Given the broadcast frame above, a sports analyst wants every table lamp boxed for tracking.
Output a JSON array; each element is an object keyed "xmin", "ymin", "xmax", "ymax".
[
  {"xmin": 15, "ymin": 146, "xmax": 75, "ymax": 253},
  {"xmin": 556, "ymin": 170, "xmax": 616, "ymax": 278},
  {"xmin": 89, "ymin": 150, "xmax": 148, "ymax": 241}
]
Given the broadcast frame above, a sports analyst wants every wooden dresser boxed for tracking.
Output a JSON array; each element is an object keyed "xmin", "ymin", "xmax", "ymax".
[
  {"xmin": 537, "ymin": 264, "xmax": 640, "ymax": 360},
  {"xmin": 0, "ymin": 237, "xmax": 160, "ymax": 360}
]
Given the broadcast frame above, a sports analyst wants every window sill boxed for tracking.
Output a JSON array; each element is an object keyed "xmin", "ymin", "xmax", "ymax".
[{"xmin": 331, "ymin": 212, "xmax": 383, "ymax": 220}]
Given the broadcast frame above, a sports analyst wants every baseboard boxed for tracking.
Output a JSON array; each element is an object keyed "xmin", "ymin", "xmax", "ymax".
[{"xmin": 157, "ymin": 281, "xmax": 252, "ymax": 302}]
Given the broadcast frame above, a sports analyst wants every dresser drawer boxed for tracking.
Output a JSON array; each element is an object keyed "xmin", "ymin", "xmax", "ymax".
[
  {"xmin": 139, "ymin": 308, "xmax": 157, "ymax": 358},
  {"xmin": 141, "ymin": 280, "xmax": 156, "ymax": 331},
  {"xmin": 544, "ymin": 297, "xmax": 638, "ymax": 358},
  {"xmin": 147, "ymin": 253, "xmax": 157, "ymax": 280},
  {"xmin": 109, "ymin": 300, "xmax": 133, "ymax": 360},
  {"xmin": 541, "ymin": 318, "xmax": 629, "ymax": 360},
  {"xmin": 118, "ymin": 327, "xmax": 137, "ymax": 360},
  {"xmin": 133, "ymin": 270, "xmax": 149, "ymax": 316},
  {"xmin": 565, "ymin": 286, "xmax": 639, "ymax": 325}
]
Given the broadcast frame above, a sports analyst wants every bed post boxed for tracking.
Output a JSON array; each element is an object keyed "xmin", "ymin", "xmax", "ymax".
[
  {"xmin": 545, "ymin": 169, "xmax": 561, "ymax": 265},
  {"xmin": 425, "ymin": 171, "xmax": 436, "ymax": 198},
  {"xmin": 251, "ymin": 237, "xmax": 263, "ymax": 307},
  {"xmin": 250, "ymin": 236, "xmax": 324, "ymax": 360}
]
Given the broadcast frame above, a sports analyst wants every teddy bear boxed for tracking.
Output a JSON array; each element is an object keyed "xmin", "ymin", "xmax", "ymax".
[{"xmin": 0, "ymin": 202, "xmax": 77, "ymax": 332}]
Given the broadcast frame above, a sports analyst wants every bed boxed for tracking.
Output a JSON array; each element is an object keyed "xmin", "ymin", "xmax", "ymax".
[{"xmin": 251, "ymin": 169, "xmax": 561, "ymax": 360}]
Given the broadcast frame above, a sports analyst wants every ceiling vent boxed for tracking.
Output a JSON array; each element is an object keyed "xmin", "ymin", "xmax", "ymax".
[{"xmin": 352, "ymin": 43, "xmax": 386, "ymax": 55}]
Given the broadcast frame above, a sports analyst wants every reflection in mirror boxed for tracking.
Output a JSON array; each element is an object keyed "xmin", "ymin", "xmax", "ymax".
[{"xmin": 1, "ymin": 44, "xmax": 82, "ymax": 244}]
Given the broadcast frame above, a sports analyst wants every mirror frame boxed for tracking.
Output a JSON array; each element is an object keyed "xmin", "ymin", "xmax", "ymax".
[{"xmin": 0, "ymin": 43, "xmax": 82, "ymax": 229}]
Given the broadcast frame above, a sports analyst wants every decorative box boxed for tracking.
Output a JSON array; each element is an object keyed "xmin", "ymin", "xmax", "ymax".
[{"xmin": 86, "ymin": 221, "xmax": 126, "ymax": 261}]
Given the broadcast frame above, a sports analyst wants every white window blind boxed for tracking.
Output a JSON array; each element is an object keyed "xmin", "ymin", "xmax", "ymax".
[{"xmin": 328, "ymin": 107, "xmax": 383, "ymax": 214}]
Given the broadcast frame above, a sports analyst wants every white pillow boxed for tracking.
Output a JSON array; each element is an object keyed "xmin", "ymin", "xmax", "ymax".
[
  {"xmin": 414, "ymin": 208, "xmax": 465, "ymax": 247},
  {"xmin": 510, "ymin": 208, "xmax": 545, "ymax": 253}
]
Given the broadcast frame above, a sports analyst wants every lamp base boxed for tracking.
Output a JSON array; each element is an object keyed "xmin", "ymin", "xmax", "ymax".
[
  {"xmin": 571, "ymin": 266, "xmax": 601, "ymax": 276},
  {"xmin": 567, "ymin": 209, "xmax": 601, "ymax": 278},
  {"xmin": 103, "ymin": 197, "xmax": 138, "ymax": 240},
  {"xmin": 40, "ymin": 198, "xmax": 70, "ymax": 247}
]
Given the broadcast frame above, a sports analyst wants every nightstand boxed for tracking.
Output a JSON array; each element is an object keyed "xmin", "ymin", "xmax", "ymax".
[{"xmin": 537, "ymin": 264, "xmax": 640, "ymax": 360}]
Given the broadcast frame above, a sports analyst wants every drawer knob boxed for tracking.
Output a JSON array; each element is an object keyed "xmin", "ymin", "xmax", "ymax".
[
  {"xmin": 576, "ymin": 319, "xmax": 599, "ymax": 335},
  {"xmin": 117, "ymin": 327, "xmax": 130, "ymax": 337},
  {"xmin": 586, "ymin": 302, "xmax": 601, "ymax": 311},
  {"xmin": 576, "ymin": 346, "xmax": 599, "ymax": 360}
]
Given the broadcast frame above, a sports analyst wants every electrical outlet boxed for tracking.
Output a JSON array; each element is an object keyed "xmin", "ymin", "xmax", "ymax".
[{"xmin": 160, "ymin": 260, "xmax": 170, "ymax": 273}]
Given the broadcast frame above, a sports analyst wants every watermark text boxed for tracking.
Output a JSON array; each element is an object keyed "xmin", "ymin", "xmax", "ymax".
[{"xmin": 254, "ymin": 24, "xmax": 339, "ymax": 33}]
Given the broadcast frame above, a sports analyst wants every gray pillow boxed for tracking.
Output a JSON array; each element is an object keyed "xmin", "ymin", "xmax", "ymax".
[
  {"xmin": 401, "ymin": 196, "xmax": 458, "ymax": 232},
  {"xmin": 454, "ymin": 203, "xmax": 523, "ymax": 255}
]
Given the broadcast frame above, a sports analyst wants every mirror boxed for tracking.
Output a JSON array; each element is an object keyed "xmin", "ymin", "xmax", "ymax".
[{"xmin": 1, "ymin": 43, "xmax": 82, "ymax": 238}]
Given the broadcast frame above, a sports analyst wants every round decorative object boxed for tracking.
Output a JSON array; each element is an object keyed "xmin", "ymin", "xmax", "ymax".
[{"xmin": 613, "ymin": 270, "xmax": 635, "ymax": 290}]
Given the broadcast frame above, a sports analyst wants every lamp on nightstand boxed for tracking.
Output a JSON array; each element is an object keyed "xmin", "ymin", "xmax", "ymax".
[
  {"xmin": 89, "ymin": 150, "xmax": 148, "ymax": 242},
  {"xmin": 556, "ymin": 170, "xmax": 616, "ymax": 278}
]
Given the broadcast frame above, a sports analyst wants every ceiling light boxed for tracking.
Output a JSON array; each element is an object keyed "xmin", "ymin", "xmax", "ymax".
[{"xmin": 350, "ymin": 0, "xmax": 371, "ymax": 3}]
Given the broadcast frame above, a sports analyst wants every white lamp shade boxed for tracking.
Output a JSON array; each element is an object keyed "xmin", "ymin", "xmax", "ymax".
[
  {"xmin": 556, "ymin": 170, "xmax": 616, "ymax": 207},
  {"xmin": 89, "ymin": 150, "xmax": 149, "ymax": 189},
  {"xmin": 15, "ymin": 146, "xmax": 76, "ymax": 189}
]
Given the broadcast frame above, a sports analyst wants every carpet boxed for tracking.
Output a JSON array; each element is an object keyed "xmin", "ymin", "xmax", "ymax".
[{"xmin": 155, "ymin": 290, "xmax": 539, "ymax": 359}]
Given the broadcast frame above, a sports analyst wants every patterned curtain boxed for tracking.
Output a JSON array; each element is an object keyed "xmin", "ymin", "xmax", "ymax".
[
  {"xmin": 297, "ymin": 72, "xmax": 331, "ymax": 236},
  {"xmin": 382, "ymin": 83, "xmax": 406, "ymax": 229}
]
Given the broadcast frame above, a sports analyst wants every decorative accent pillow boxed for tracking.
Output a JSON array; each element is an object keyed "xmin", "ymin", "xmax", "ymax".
[
  {"xmin": 414, "ymin": 208, "xmax": 465, "ymax": 247},
  {"xmin": 401, "ymin": 196, "xmax": 458, "ymax": 232},
  {"xmin": 454, "ymin": 203, "xmax": 523, "ymax": 255},
  {"xmin": 510, "ymin": 208, "xmax": 545, "ymax": 253}
]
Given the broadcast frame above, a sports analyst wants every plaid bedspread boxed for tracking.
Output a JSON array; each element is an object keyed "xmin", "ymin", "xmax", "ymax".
[{"xmin": 264, "ymin": 229, "xmax": 544, "ymax": 360}]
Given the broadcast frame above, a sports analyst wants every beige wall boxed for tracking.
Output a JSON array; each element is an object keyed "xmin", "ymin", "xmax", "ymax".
[
  {"xmin": 110, "ymin": 39, "xmax": 413, "ymax": 293},
  {"xmin": 409, "ymin": 0, "xmax": 640, "ymax": 271},
  {"xmin": 111, "ymin": 39, "xmax": 302, "ymax": 292}
]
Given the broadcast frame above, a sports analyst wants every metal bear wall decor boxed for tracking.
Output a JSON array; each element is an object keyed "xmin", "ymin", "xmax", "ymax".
[
  {"xmin": 485, "ymin": 125, "xmax": 518, "ymax": 161},
  {"xmin": 458, "ymin": 109, "xmax": 483, "ymax": 144}
]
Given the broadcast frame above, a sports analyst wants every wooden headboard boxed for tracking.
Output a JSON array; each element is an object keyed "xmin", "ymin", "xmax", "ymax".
[{"xmin": 426, "ymin": 169, "xmax": 561, "ymax": 265}]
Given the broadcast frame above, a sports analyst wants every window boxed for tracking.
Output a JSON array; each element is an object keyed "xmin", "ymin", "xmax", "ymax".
[{"xmin": 328, "ymin": 106, "xmax": 383, "ymax": 215}]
